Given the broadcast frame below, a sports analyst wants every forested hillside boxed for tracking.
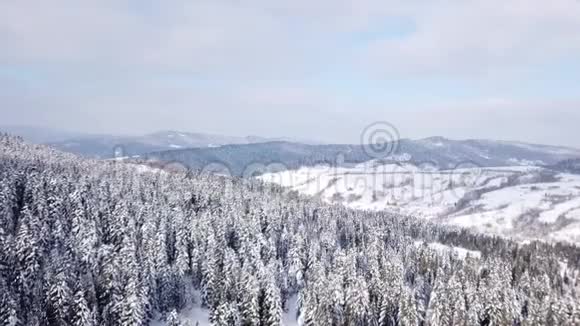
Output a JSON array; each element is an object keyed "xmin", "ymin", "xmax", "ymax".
[
  {"xmin": 133, "ymin": 138, "xmax": 580, "ymax": 177},
  {"xmin": 1, "ymin": 134, "xmax": 580, "ymax": 326},
  {"xmin": 259, "ymin": 163, "xmax": 580, "ymax": 244}
]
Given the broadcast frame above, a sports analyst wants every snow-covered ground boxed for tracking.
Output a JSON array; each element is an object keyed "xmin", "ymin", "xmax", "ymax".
[
  {"xmin": 151, "ymin": 291, "xmax": 210, "ymax": 326},
  {"xmin": 152, "ymin": 306, "xmax": 210, "ymax": 326},
  {"xmin": 151, "ymin": 292, "xmax": 299, "ymax": 326},
  {"xmin": 259, "ymin": 162, "xmax": 580, "ymax": 244},
  {"xmin": 414, "ymin": 241, "xmax": 481, "ymax": 259}
]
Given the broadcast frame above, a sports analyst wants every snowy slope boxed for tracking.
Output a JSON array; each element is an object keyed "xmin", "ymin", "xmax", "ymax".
[{"xmin": 259, "ymin": 162, "xmax": 580, "ymax": 244}]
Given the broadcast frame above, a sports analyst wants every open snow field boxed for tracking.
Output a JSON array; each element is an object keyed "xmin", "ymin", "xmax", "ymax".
[{"xmin": 259, "ymin": 162, "xmax": 580, "ymax": 244}]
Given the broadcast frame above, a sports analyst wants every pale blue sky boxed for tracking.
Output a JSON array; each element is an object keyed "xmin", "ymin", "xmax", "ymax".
[{"xmin": 1, "ymin": 0, "xmax": 580, "ymax": 146}]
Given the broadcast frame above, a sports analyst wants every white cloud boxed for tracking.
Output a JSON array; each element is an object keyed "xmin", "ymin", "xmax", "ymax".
[
  {"xmin": 3, "ymin": 0, "xmax": 579, "ymax": 79},
  {"xmin": 0, "ymin": 0, "xmax": 332, "ymax": 77},
  {"xmin": 362, "ymin": 0, "xmax": 580, "ymax": 77},
  {"xmin": 1, "ymin": 0, "xmax": 579, "ymax": 146}
]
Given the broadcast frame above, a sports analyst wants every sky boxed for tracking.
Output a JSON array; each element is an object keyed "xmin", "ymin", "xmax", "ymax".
[{"xmin": 1, "ymin": 0, "xmax": 580, "ymax": 147}]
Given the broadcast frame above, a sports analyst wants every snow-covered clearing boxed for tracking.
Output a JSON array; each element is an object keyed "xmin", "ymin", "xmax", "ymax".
[
  {"xmin": 260, "ymin": 162, "xmax": 580, "ymax": 244},
  {"xmin": 152, "ymin": 294, "xmax": 300, "ymax": 326}
]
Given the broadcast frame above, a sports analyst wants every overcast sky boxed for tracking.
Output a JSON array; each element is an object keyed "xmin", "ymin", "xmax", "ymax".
[{"xmin": 1, "ymin": 0, "xmax": 579, "ymax": 146}]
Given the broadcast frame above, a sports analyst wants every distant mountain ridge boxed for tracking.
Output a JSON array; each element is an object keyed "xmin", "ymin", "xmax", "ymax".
[
  {"xmin": 134, "ymin": 137, "xmax": 580, "ymax": 177},
  {"xmin": 549, "ymin": 158, "xmax": 580, "ymax": 175},
  {"xmin": 3, "ymin": 126, "xmax": 580, "ymax": 171},
  {"xmin": 0, "ymin": 126, "xmax": 314, "ymax": 158},
  {"xmin": 412, "ymin": 136, "xmax": 580, "ymax": 167}
]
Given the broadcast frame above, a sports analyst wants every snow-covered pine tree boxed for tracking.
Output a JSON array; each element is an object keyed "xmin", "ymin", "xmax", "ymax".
[
  {"xmin": 71, "ymin": 288, "xmax": 94, "ymax": 326},
  {"xmin": 449, "ymin": 273, "xmax": 468, "ymax": 326},
  {"xmin": 426, "ymin": 274, "xmax": 450, "ymax": 326},
  {"xmin": 46, "ymin": 270, "xmax": 72, "ymax": 326},
  {"xmin": 398, "ymin": 288, "xmax": 419, "ymax": 326},
  {"xmin": 238, "ymin": 266, "xmax": 260, "ymax": 326},
  {"xmin": 201, "ymin": 232, "xmax": 219, "ymax": 309},
  {"xmin": 344, "ymin": 274, "xmax": 370, "ymax": 326},
  {"xmin": 0, "ymin": 291, "xmax": 20, "ymax": 326},
  {"xmin": 119, "ymin": 277, "xmax": 145, "ymax": 326},
  {"xmin": 166, "ymin": 309, "xmax": 182, "ymax": 326},
  {"xmin": 259, "ymin": 272, "xmax": 282, "ymax": 326},
  {"xmin": 545, "ymin": 293, "xmax": 565, "ymax": 326},
  {"xmin": 0, "ymin": 134, "xmax": 579, "ymax": 326},
  {"xmin": 210, "ymin": 302, "xmax": 231, "ymax": 326}
]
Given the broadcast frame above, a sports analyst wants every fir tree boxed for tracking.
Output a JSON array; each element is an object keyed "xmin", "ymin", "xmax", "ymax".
[
  {"xmin": 399, "ymin": 288, "xmax": 419, "ymax": 326},
  {"xmin": 166, "ymin": 310, "xmax": 182, "ymax": 326},
  {"xmin": 71, "ymin": 289, "xmax": 94, "ymax": 326},
  {"xmin": 260, "ymin": 274, "xmax": 282, "ymax": 326},
  {"xmin": 239, "ymin": 267, "xmax": 260, "ymax": 326},
  {"xmin": 0, "ymin": 134, "xmax": 579, "ymax": 326}
]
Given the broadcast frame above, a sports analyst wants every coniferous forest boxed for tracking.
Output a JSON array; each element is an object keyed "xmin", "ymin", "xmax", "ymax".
[{"xmin": 1, "ymin": 134, "xmax": 580, "ymax": 326}]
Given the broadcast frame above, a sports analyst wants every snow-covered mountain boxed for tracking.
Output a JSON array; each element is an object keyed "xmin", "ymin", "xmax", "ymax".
[
  {"xmin": 0, "ymin": 126, "xmax": 309, "ymax": 158},
  {"xmin": 259, "ymin": 162, "xmax": 580, "ymax": 244},
  {"xmin": 130, "ymin": 137, "xmax": 580, "ymax": 178},
  {"xmin": 47, "ymin": 131, "xmax": 301, "ymax": 158},
  {"xmin": 5, "ymin": 125, "xmax": 579, "ymax": 166},
  {"xmin": 397, "ymin": 136, "xmax": 580, "ymax": 168}
]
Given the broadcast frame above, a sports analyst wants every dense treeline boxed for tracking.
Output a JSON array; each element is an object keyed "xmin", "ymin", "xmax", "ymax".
[
  {"xmin": 549, "ymin": 158, "xmax": 580, "ymax": 175},
  {"xmin": 137, "ymin": 142, "xmax": 372, "ymax": 177},
  {"xmin": 0, "ymin": 134, "xmax": 579, "ymax": 326}
]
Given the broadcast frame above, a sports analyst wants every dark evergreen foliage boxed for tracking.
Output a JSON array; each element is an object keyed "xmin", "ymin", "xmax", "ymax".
[{"xmin": 0, "ymin": 134, "xmax": 579, "ymax": 326}]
